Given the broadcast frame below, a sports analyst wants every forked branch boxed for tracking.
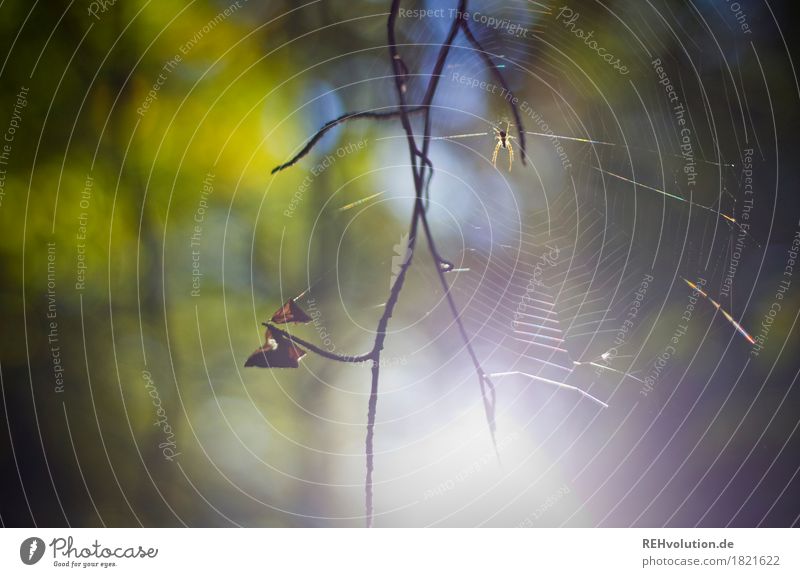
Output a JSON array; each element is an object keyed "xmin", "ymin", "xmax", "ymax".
[{"xmin": 269, "ymin": 0, "xmax": 527, "ymax": 527}]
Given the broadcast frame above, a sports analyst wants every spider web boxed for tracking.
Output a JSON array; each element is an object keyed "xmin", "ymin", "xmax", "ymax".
[{"xmin": 447, "ymin": 186, "xmax": 652, "ymax": 407}]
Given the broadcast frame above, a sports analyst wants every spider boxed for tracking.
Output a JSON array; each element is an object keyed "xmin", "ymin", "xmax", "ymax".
[{"xmin": 492, "ymin": 120, "xmax": 516, "ymax": 172}]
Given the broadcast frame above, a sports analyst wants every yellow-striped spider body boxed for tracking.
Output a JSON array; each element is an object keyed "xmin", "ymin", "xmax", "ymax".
[{"xmin": 492, "ymin": 121, "xmax": 516, "ymax": 172}]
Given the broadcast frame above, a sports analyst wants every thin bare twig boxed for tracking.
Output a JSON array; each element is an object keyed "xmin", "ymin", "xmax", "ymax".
[
  {"xmin": 408, "ymin": 0, "xmax": 499, "ymax": 450},
  {"xmin": 271, "ymin": 106, "xmax": 426, "ymax": 174},
  {"xmin": 360, "ymin": 0, "xmax": 428, "ymax": 528},
  {"xmin": 417, "ymin": 211, "xmax": 498, "ymax": 441}
]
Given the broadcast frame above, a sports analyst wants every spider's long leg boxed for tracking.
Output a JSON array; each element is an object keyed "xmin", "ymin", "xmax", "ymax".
[
  {"xmin": 430, "ymin": 132, "xmax": 490, "ymax": 141},
  {"xmin": 507, "ymin": 141, "xmax": 514, "ymax": 172},
  {"xmin": 491, "ymin": 140, "xmax": 501, "ymax": 168},
  {"xmin": 593, "ymin": 167, "xmax": 746, "ymax": 227},
  {"xmin": 524, "ymin": 131, "xmax": 616, "ymax": 146},
  {"xmin": 524, "ymin": 131, "xmax": 733, "ymax": 168},
  {"xmin": 434, "ymin": 130, "xmax": 733, "ymax": 168},
  {"xmin": 594, "ymin": 166, "xmax": 760, "ymax": 246}
]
